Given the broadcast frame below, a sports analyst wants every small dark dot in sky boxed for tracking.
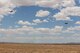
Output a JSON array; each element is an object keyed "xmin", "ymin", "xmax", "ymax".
[
  {"xmin": 10, "ymin": 10, "xmax": 13, "ymax": 12},
  {"xmin": 65, "ymin": 23, "xmax": 68, "ymax": 24}
]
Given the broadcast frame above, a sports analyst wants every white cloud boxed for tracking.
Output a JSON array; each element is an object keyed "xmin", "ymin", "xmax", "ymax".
[
  {"xmin": 36, "ymin": 10, "xmax": 50, "ymax": 17},
  {"xmin": 0, "ymin": 0, "xmax": 16, "ymax": 21},
  {"xmin": 75, "ymin": 21, "xmax": 80, "ymax": 24},
  {"xmin": 36, "ymin": 0, "xmax": 75, "ymax": 9},
  {"xmin": 0, "ymin": 0, "xmax": 76, "ymax": 21},
  {"xmin": 0, "ymin": 25, "xmax": 80, "ymax": 38},
  {"xmin": 33, "ymin": 19, "xmax": 42, "ymax": 23},
  {"xmin": 63, "ymin": 26, "xmax": 80, "ymax": 33},
  {"xmin": 33, "ymin": 19, "xmax": 48, "ymax": 24},
  {"xmin": 0, "ymin": 0, "xmax": 80, "ymax": 43},
  {"xmin": 61, "ymin": 0, "xmax": 75, "ymax": 7},
  {"xmin": 10, "ymin": 0, "xmax": 76, "ymax": 9},
  {"xmin": 18, "ymin": 19, "xmax": 48, "ymax": 25},
  {"xmin": 68, "ymin": 26, "xmax": 80, "ymax": 31},
  {"xmin": 18, "ymin": 20, "xmax": 32, "ymax": 25},
  {"xmin": 0, "ymin": 26, "xmax": 63, "ymax": 35},
  {"xmin": 53, "ymin": 7, "xmax": 80, "ymax": 20},
  {"xmin": 36, "ymin": 0, "xmax": 61, "ymax": 9},
  {"xmin": 53, "ymin": 13, "xmax": 71, "ymax": 20},
  {"xmin": 11, "ymin": 0, "xmax": 36, "ymax": 7},
  {"xmin": 0, "ymin": 25, "xmax": 80, "ymax": 43},
  {"xmin": 43, "ymin": 19, "xmax": 49, "ymax": 22}
]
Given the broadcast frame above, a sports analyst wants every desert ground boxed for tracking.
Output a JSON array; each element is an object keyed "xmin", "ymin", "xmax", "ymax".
[{"xmin": 0, "ymin": 43, "xmax": 80, "ymax": 53}]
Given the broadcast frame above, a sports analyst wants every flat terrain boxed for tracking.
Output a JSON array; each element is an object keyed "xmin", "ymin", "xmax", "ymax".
[{"xmin": 0, "ymin": 43, "xmax": 80, "ymax": 53}]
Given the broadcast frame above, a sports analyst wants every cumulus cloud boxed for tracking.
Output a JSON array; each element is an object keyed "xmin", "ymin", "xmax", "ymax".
[
  {"xmin": 2, "ymin": 25, "xmax": 79, "ymax": 36},
  {"xmin": 68, "ymin": 26, "xmax": 80, "ymax": 31},
  {"xmin": 53, "ymin": 7, "xmax": 80, "ymax": 20},
  {"xmin": 10, "ymin": 0, "xmax": 36, "ymax": 6},
  {"xmin": 0, "ymin": 0, "xmax": 76, "ymax": 21},
  {"xmin": 63, "ymin": 26, "xmax": 80, "ymax": 33},
  {"xmin": 18, "ymin": 20, "xmax": 32, "ymax": 25},
  {"xmin": 36, "ymin": 0, "xmax": 75, "ymax": 9},
  {"xmin": 75, "ymin": 21, "xmax": 80, "ymax": 24},
  {"xmin": 33, "ymin": 19, "xmax": 48, "ymax": 24},
  {"xmin": 10, "ymin": 0, "xmax": 76, "ymax": 9},
  {"xmin": 0, "ymin": 26, "xmax": 63, "ymax": 35},
  {"xmin": 61, "ymin": 0, "xmax": 75, "ymax": 7},
  {"xmin": 0, "ymin": 23, "xmax": 80, "ymax": 43},
  {"xmin": 18, "ymin": 19, "xmax": 48, "ymax": 26},
  {"xmin": 0, "ymin": 0, "xmax": 16, "ymax": 21},
  {"xmin": 36, "ymin": 10, "xmax": 50, "ymax": 17},
  {"xmin": 53, "ymin": 12, "xmax": 71, "ymax": 20},
  {"xmin": 0, "ymin": 0, "xmax": 80, "ymax": 43}
]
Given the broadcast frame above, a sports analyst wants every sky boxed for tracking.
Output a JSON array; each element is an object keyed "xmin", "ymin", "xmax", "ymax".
[{"xmin": 0, "ymin": 0, "xmax": 80, "ymax": 43}]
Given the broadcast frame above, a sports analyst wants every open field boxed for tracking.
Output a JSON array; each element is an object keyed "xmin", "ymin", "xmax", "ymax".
[{"xmin": 0, "ymin": 43, "xmax": 80, "ymax": 53}]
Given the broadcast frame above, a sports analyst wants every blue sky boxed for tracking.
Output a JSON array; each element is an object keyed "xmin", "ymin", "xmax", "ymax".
[{"xmin": 0, "ymin": 0, "xmax": 80, "ymax": 43}]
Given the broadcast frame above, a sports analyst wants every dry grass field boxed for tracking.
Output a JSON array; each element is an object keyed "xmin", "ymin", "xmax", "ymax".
[{"xmin": 0, "ymin": 43, "xmax": 80, "ymax": 53}]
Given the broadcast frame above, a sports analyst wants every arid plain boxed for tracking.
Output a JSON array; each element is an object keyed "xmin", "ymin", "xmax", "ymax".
[{"xmin": 0, "ymin": 43, "xmax": 80, "ymax": 53}]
